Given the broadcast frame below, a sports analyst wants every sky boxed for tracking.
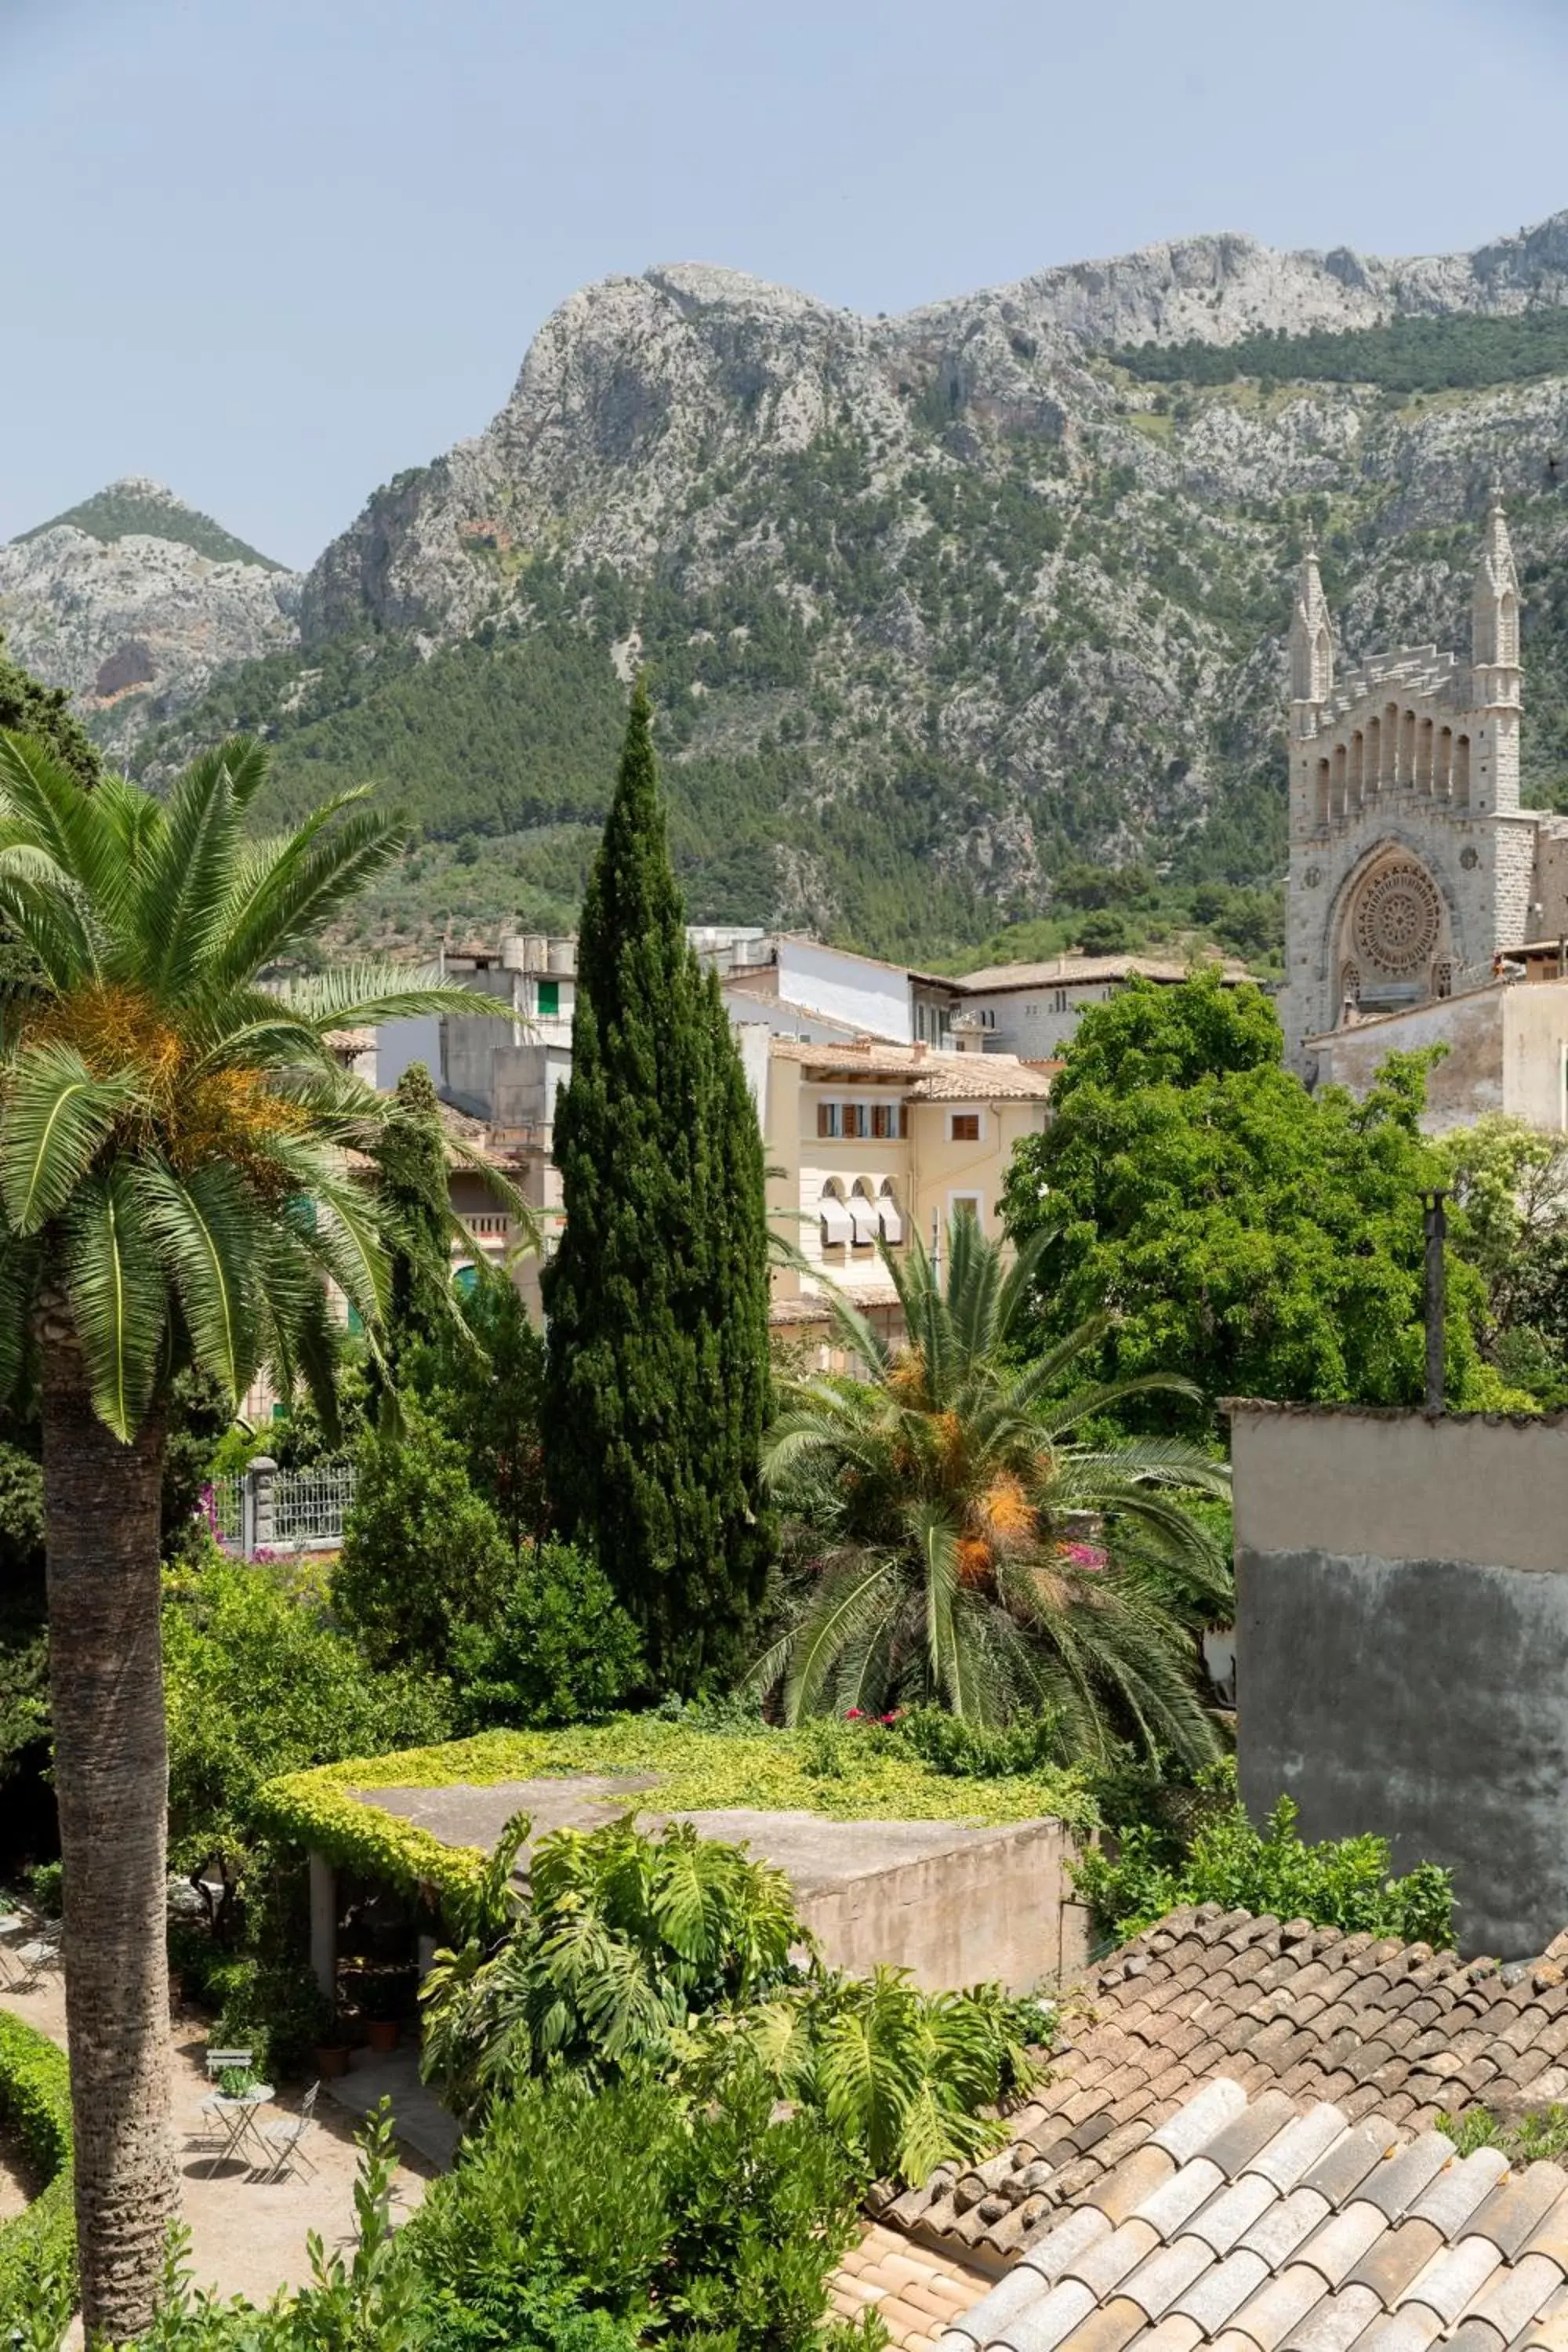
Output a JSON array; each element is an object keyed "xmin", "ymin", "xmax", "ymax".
[{"xmin": 2, "ymin": 0, "xmax": 1567, "ymax": 569}]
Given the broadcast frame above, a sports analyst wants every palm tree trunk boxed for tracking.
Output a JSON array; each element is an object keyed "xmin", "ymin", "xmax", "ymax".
[{"xmin": 41, "ymin": 1320, "xmax": 175, "ymax": 2343}]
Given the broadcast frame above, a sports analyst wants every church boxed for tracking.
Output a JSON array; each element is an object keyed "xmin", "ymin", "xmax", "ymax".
[{"xmin": 1282, "ymin": 494, "xmax": 1568, "ymax": 1132}]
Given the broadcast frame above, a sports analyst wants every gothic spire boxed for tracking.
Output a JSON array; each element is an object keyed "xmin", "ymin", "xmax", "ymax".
[
  {"xmin": 1473, "ymin": 483, "xmax": 1522, "ymax": 676},
  {"xmin": 1290, "ymin": 532, "xmax": 1334, "ymax": 707}
]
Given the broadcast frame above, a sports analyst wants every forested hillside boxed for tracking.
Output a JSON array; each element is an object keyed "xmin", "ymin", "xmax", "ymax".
[{"xmin": 24, "ymin": 224, "xmax": 1568, "ymax": 962}]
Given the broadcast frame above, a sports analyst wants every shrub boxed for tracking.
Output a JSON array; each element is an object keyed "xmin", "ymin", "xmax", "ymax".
[
  {"xmin": 1075, "ymin": 1772, "xmax": 1455, "ymax": 1947},
  {"xmin": 163, "ymin": 1545, "xmax": 453, "ymax": 1862},
  {"xmin": 334, "ymin": 1409, "xmax": 511, "ymax": 1674},
  {"xmin": 0, "ymin": 2009, "xmax": 74, "ymax": 2332},
  {"xmin": 207, "ymin": 1959, "xmax": 334, "ymax": 2082},
  {"xmin": 423, "ymin": 1811, "xmax": 1049, "ymax": 2187},
  {"xmin": 448, "ymin": 1543, "xmax": 644, "ymax": 1732},
  {"xmin": 421, "ymin": 1813, "xmax": 800, "ymax": 2114},
  {"xmin": 402, "ymin": 2062, "xmax": 873, "ymax": 2352}
]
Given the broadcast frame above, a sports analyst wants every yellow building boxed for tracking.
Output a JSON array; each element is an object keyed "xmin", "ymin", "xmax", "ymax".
[{"xmin": 758, "ymin": 1035, "xmax": 1056, "ymax": 1355}]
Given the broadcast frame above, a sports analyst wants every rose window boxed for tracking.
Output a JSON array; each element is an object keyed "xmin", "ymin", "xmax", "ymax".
[{"xmin": 1352, "ymin": 864, "xmax": 1443, "ymax": 975}]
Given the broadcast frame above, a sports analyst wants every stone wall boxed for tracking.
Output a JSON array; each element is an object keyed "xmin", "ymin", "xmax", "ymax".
[{"xmin": 1232, "ymin": 1401, "xmax": 1568, "ymax": 1958}]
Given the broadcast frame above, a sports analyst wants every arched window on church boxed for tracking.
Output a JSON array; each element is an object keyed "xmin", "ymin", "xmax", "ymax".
[
  {"xmin": 1433, "ymin": 960, "xmax": 1454, "ymax": 1001},
  {"xmin": 1437, "ymin": 726, "xmax": 1454, "ymax": 797},
  {"xmin": 1399, "ymin": 710, "xmax": 1417, "ymax": 787},
  {"xmin": 1332, "ymin": 741, "xmax": 1347, "ymax": 818},
  {"xmin": 1365, "ymin": 718, "xmax": 1381, "ymax": 798},
  {"xmin": 1416, "ymin": 717, "xmax": 1434, "ymax": 793},
  {"xmin": 1383, "ymin": 703, "xmax": 1399, "ymax": 786},
  {"xmin": 1454, "ymin": 735, "xmax": 1472, "ymax": 806},
  {"xmin": 1316, "ymin": 757, "xmax": 1330, "ymax": 825},
  {"xmin": 1350, "ymin": 731, "xmax": 1364, "ymax": 803}
]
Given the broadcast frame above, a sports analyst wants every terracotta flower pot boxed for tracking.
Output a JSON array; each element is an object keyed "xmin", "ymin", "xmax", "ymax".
[
  {"xmin": 314, "ymin": 2042, "xmax": 351, "ymax": 2078},
  {"xmin": 365, "ymin": 2019, "xmax": 400, "ymax": 2054}
]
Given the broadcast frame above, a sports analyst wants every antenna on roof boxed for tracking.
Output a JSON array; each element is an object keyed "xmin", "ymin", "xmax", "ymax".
[{"xmin": 1423, "ymin": 1190, "xmax": 1447, "ymax": 1417}]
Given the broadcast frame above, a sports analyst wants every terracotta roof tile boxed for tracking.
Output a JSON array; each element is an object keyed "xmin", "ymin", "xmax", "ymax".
[{"xmin": 889, "ymin": 2086, "xmax": 1568, "ymax": 2352}]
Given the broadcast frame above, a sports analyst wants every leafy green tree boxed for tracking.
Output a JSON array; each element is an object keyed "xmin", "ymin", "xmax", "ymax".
[
  {"xmin": 754, "ymin": 1212, "xmax": 1229, "ymax": 1759},
  {"xmin": 407, "ymin": 1258, "xmax": 547, "ymax": 1552},
  {"xmin": 543, "ymin": 682, "xmax": 771, "ymax": 1693},
  {"xmin": 162, "ymin": 1548, "xmax": 452, "ymax": 1863},
  {"xmin": 448, "ymin": 1541, "xmax": 644, "ymax": 1732},
  {"xmin": 0, "ymin": 630, "xmax": 100, "ymax": 791},
  {"xmin": 1002, "ymin": 971, "xmax": 1485, "ymax": 1426},
  {"xmin": 0, "ymin": 726, "xmax": 486, "ymax": 2339},
  {"xmin": 1439, "ymin": 1115, "xmax": 1568, "ymax": 1404},
  {"xmin": 335, "ymin": 1405, "xmax": 512, "ymax": 1672}
]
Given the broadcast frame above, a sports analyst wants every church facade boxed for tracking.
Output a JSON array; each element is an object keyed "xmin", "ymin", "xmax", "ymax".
[{"xmin": 1283, "ymin": 496, "xmax": 1568, "ymax": 1128}]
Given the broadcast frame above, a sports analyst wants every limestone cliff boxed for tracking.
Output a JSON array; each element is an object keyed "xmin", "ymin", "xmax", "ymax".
[{"xmin": 0, "ymin": 479, "xmax": 299, "ymax": 757}]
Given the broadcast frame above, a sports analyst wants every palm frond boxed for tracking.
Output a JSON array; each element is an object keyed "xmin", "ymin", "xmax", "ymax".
[
  {"xmin": 0, "ymin": 1044, "xmax": 143, "ymax": 1235},
  {"xmin": 782, "ymin": 1555, "xmax": 901, "ymax": 1722},
  {"xmin": 132, "ymin": 1156, "xmax": 266, "ymax": 1403},
  {"xmin": 64, "ymin": 1168, "xmax": 167, "ymax": 1439},
  {"xmin": 270, "ymin": 961, "xmax": 517, "ymax": 1033}
]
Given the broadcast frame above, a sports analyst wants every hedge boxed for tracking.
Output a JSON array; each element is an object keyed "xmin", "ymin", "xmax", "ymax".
[
  {"xmin": 0, "ymin": 2009, "xmax": 74, "ymax": 2323},
  {"xmin": 256, "ymin": 1717, "xmax": 1092, "ymax": 1924}
]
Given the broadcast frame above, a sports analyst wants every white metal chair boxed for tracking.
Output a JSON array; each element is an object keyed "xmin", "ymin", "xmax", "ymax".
[
  {"xmin": 204, "ymin": 2046, "xmax": 256, "ymax": 2080},
  {"xmin": 9, "ymin": 1940, "xmax": 60, "ymax": 1991},
  {"xmin": 259, "ymin": 2082, "xmax": 320, "ymax": 2181},
  {"xmin": 0, "ymin": 1915, "xmax": 25, "ymax": 1987}
]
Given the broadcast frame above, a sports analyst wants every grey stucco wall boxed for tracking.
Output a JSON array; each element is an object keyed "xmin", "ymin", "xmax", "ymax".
[{"xmin": 1232, "ymin": 1406, "xmax": 1568, "ymax": 1960}]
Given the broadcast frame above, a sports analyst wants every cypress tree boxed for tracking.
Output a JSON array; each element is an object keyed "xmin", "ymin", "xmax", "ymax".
[
  {"xmin": 543, "ymin": 681, "xmax": 771, "ymax": 1691},
  {"xmin": 372, "ymin": 1062, "xmax": 455, "ymax": 1361}
]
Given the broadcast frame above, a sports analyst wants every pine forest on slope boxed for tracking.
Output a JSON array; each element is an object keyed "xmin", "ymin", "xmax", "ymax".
[{"xmin": 14, "ymin": 215, "xmax": 1568, "ymax": 966}]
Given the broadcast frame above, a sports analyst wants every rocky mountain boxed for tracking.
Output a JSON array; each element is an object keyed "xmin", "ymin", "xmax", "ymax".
[
  {"xmin": 0, "ymin": 479, "xmax": 299, "ymax": 759},
  {"xmin": 16, "ymin": 215, "xmax": 1568, "ymax": 954}
]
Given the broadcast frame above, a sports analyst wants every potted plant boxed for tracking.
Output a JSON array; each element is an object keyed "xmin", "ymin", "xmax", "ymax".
[
  {"xmin": 314, "ymin": 2020, "xmax": 352, "ymax": 2077},
  {"xmin": 359, "ymin": 1971, "xmax": 406, "ymax": 2054}
]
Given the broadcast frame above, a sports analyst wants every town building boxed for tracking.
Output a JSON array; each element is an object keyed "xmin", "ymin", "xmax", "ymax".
[
  {"xmin": 1283, "ymin": 494, "xmax": 1568, "ymax": 1127},
  {"xmin": 757, "ymin": 1033, "xmax": 1056, "ymax": 1353},
  {"xmin": 949, "ymin": 951, "xmax": 1250, "ymax": 1061}
]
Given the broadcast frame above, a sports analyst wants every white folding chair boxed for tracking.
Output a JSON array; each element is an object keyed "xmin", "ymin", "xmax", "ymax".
[
  {"xmin": 204, "ymin": 2046, "xmax": 256, "ymax": 2080},
  {"xmin": 259, "ymin": 2082, "xmax": 320, "ymax": 2181},
  {"xmin": 10, "ymin": 1940, "xmax": 60, "ymax": 1990}
]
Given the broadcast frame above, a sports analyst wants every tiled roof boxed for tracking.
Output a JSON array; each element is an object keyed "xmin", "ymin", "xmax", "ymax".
[
  {"xmin": 768, "ymin": 1038, "xmax": 1056, "ymax": 1100},
  {"xmin": 831, "ymin": 2223, "xmax": 994, "ymax": 2348},
  {"xmin": 950, "ymin": 956, "xmax": 1251, "ymax": 995},
  {"xmin": 879, "ymin": 1907, "xmax": 1568, "ymax": 2267},
  {"xmin": 930, "ymin": 2077, "xmax": 1568, "ymax": 2352}
]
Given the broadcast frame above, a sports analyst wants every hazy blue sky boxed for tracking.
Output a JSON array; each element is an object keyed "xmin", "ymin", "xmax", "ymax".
[{"xmin": 3, "ymin": 0, "xmax": 1566, "ymax": 567}]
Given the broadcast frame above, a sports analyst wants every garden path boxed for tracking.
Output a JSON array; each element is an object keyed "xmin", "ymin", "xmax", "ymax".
[{"xmin": 0, "ymin": 1971, "xmax": 435, "ymax": 2318}]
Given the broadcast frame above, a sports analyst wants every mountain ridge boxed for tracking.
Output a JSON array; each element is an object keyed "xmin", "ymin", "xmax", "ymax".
[{"xmin": 12, "ymin": 209, "xmax": 1568, "ymax": 957}]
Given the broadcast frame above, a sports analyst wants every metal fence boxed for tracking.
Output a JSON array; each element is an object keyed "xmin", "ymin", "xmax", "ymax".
[{"xmin": 208, "ymin": 1458, "xmax": 356, "ymax": 1557}]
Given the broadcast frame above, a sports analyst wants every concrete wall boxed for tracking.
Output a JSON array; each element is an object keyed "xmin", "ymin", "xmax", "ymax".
[
  {"xmin": 775, "ymin": 939, "xmax": 913, "ymax": 1044},
  {"xmin": 1232, "ymin": 1402, "xmax": 1568, "ymax": 1958},
  {"xmin": 1311, "ymin": 989, "xmax": 1507, "ymax": 1131},
  {"xmin": 786, "ymin": 1815, "xmax": 1091, "ymax": 1993},
  {"xmin": 957, "ymin": 982, "xmax": 1117, "ymax": 1061},
  {"xmin": 376, "ymin": 1016, "xmax": 441, "ymax": 1093},
  {"xmin": 1308, "ymin": 978, "xmax": 1568, "ymax": 1134}
]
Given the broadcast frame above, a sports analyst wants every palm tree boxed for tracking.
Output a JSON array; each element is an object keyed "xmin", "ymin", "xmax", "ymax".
[
  {"xmin": 0, "ymin": 730, "xmax": 503, "ymax": 2340},
  {"xmin": 753, "ymin": 1210, "xmax": 1231, "ymax": 1763}
]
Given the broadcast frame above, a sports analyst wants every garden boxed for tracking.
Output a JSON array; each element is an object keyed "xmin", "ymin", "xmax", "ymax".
[{"xmin": 1, "ymin": 643, "xmax": 1536, "ymax": 2346}]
